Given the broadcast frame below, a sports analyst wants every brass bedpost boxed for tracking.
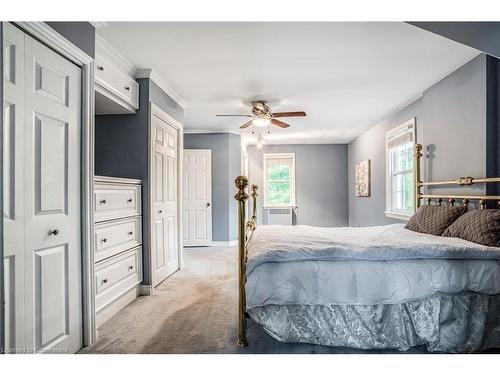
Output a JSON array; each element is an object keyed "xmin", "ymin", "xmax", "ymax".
[
  {"xmin": 234, "ymin": 176, "xmax": 249, "ymax": 348},
  {"xmin": 414, "ymin": 144, "xmax": 423, "ymax": 209},
  {"xmin": 250, "ymin": 184, "xmax": 258, "ymax": 230}
]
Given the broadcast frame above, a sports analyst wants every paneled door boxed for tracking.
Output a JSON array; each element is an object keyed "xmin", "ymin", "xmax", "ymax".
[
  {"xmin": 3, "ymin": 23, "xmax": 83, "ymax": 353},
  {"xmin": 151, "ymin": 110, "xmax": 179, "ymax": 286},
  {"xmin": 3, "ymin": 22, "xmax": 26, "ymax": 353},
  {"xmin": 183, "ymin": 150, "xmax": 212, "ymax": 246}
]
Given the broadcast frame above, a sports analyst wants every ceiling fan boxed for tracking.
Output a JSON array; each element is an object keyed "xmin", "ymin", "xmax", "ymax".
[{"xmin": 216, "ymin": 101, "xmax": 306, "ymax": 129}]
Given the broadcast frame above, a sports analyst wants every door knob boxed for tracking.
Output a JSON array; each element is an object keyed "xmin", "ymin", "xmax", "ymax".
[
  {"xmin": 206, "ymin": 202, "xmax": 211, "ymax": 207},
  {"xmin": 48, "ymin": 229, "xmax": 59, "ymax": 236}
]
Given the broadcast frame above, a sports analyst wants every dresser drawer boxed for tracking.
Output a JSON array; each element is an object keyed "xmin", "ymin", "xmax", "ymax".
[
  {"xmin": 95, "ymin": 216, "xmax": 142, "ymax": 262},
  {"xmin": 94, "ymin": 182, "xmax": 141, "ymax": 222},
  {"xmin": 95, "ymin": 246, "xmax": 142, "ymax": 312},
  {"xmin": 95, "ymin": 55, "xmax": 139, "ymax": 110}
]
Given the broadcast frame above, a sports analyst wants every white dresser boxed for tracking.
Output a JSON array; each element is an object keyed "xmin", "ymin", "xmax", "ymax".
[{"xmin": 94, "ymin": 176, "xmax": 143, "ymax": 327}]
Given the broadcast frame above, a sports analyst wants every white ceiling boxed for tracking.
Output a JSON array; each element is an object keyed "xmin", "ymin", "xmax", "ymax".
[{"xmin": 97, "ymin": 22, "xmax": 479, "ymax": 144}]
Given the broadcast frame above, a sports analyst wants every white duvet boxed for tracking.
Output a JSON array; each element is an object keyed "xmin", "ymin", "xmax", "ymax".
[{"xmin": 246, "ymin": 224, "xmax": 500, "ymax": 308}]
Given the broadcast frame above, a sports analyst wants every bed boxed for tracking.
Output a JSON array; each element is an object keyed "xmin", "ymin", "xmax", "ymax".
[{"xmin": 233, "ymin": 144, "xmax": 500, "ymax": 352}]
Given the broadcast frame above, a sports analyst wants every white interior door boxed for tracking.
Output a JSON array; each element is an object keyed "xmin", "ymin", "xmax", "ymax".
[
  {"xmin": 183, "ymin": 150, "xmax": 212, "ymax": 246},
  {"xmin": 3, "ymin": 24, "xmax": 83, "ymax": 353},
  {"xmin": 3, "ymin": 22, "xmax": 26, "ymax": 352},
  {"xmin": 151, "ymin": 111, "xmax": 179, "ymax": 286}
]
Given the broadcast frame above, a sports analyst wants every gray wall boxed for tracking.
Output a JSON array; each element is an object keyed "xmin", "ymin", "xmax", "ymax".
[
  {"xmin": 248, "ymin": 144, "xmax": 348, "ymax": 227},
  {"xmin": 486, "ymin": 56, "xmax": 500, "ymax": 197},
  {"xmin": 184, "ymin": 133, "xmax": 242, "ymax": 241},
  {"xmin": 46, "ymin": 22, "xmax": 95, "ymax": 58},
  {"xmin": 149, "ymin": 81, "xmax": 184, "ymax": 124},
  {"xmin": 95, "ymin": 78, "xmax": 184, "ymax": 284},
  {"xmin": 348, "ymin": 54, "xmax": 488, "ymax": 227},
  {"xmin": 408, "ymin": 22, "xmax": 500, "ymax": 60}
]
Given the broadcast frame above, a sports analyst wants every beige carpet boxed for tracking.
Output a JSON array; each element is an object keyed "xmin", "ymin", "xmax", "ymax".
[{"xmin": 82, "ymin": 246, "xmax": 428, "ymax": 354}]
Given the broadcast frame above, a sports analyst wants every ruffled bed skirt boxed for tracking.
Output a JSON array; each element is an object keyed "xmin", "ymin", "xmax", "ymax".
[{"xmin": 247, "ymin": 293, "xmax": 500, "ymax": 353}]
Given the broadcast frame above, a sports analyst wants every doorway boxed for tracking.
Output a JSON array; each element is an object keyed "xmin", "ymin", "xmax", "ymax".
[{"xmin": 183, "ymin": 149, "xmax": 212, "ymax": 247}]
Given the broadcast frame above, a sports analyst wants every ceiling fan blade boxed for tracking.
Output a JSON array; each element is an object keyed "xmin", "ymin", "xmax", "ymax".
[
  {"xmin": 272, "ymin": 111, "xmax": 306, "ymax": 118},
  {"xmin": 271, "ymin": 119, "xmax": 290, "ymax": 128},
  {"xmin": 239, "ymin": 120, "xmax": 253, "ymax": 129},
  {"xmin": 215, "ymin": 114, "xmax": 252, "ymax": 117}
]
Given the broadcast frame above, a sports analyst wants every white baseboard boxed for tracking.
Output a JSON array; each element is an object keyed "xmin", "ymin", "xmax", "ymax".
[
  {"xmin": 210, "ymin": 240, "xmax": 238, "ymax": 247},
  {"xmin": 139, "ymin": 284, "xmax": 154, "ymax": 296}
]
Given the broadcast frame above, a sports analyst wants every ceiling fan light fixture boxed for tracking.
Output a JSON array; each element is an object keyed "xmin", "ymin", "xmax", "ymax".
[{"xmin": 252, "ymin": 118, "xmax": 271, "ymax": 128}]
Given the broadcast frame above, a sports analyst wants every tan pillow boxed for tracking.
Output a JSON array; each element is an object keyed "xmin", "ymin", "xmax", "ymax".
[
  {"xmin": 442, "ymin": 209, "xmax": 500, "ymax": 247},
  {"xmin": 405, "ymin": 205, "xmax": 465, "ymax": 236}
]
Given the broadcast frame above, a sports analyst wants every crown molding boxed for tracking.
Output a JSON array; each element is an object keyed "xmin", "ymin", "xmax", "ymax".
[
  {"xmin": 184, "ymin": 129, "xmax": 241, "ymax": 135},
  {"xmin": 90, "ymin": 22, "xmax": 108, "ymax": 29},
  {"xmin": 135, "ymin": 68, "xmax": 187, "ymax": 109},
  {"xmin": 16, "ymin": 22, "xmax": 93, "ymax": 65},
  {"xmin": 95, "ymin": 34, "xmax": 136, "ymax": 78}
]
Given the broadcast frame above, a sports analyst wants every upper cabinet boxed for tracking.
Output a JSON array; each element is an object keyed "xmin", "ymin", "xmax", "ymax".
[{"xmin": 95, "ymin": 35, "xmax": 139, "ymax": 114}]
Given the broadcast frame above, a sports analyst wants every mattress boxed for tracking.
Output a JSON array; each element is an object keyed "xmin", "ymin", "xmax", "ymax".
[{"xmin": 246, "ymin": 224, "xmax": 500, "ymax": 307}]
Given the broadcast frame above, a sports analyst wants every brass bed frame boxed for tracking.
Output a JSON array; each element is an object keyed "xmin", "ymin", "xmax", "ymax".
[{"xmin": 233, "ymin": 143, "xmax": 500, "ymax": 347}]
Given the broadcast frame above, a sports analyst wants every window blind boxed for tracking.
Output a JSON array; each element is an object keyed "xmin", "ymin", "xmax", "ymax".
[
  {"xmin": 387, "ymin": 127, "xmax": 414, "ymax": 149},
  {"xmin": 265, "ymin": 157, "xmax": 293, "ymax": 166}
]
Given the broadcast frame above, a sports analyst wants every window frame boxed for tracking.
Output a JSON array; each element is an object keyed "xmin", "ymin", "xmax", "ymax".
[
  {"xmin": 385, "ymin": 118, "xmax": 416, "ymax": 220},
  {"xmin": 263, "ymin": 153, "xmax": 297, "ymax": 209}
]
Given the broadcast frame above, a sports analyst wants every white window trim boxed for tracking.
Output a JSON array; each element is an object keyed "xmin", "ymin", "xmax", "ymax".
[
  {"xmin": 385, "ymin": 118, "xmax": 416, "ymax": 220},
  {"xmin": 263, "ymin": 153, "xmax": 296, "ymax": 209}
]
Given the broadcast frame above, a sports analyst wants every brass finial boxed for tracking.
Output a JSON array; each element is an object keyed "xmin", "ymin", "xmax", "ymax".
[
  {"xmin": 234, "ymin": 176, "xmax": 249, "ymax": 201},
  {"xmin": 414, "ymin": 143, "xmax": 423, "ymax": 158},
  {"xmin": 250, "ymin": 184, "xmax": 258, "ymax": 198},
  {"xmin": 480, "ymin": 199, "xmax": 487, "ymax": 209}
]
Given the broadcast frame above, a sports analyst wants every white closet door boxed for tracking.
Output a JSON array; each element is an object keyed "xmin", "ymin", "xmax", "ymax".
[
  {"xmin": 151, "ymin": 111, "xmax": 179, "ymax": 286},
  {"xmin": 3, "ymin": 22, "xmax": 25, "ymax": 352},
  {"xmin": 183, "ymin": 150, "xmax": 212, "ymax": 246},
  {"xmin": 23, "ymin": 34, "xmax": 82, "ymax": 353}
]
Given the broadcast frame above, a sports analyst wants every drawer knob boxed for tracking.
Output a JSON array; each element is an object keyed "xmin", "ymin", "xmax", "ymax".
[
  {"xmin": 48, "ymin": 229, "xmax": 59, "ymax": 236},
  {"xmin": 101, "ymin": 238, "xmax": 107, "ymax": 243},
  {"xmin": 97, "ymin": 65, "xmax": 104, "ymax": 71},
  {"xmin": 125, "ymin": 86, "xmax": 130, "ymax": 91},
  {"xmin": 102, "ymin": 278, "xmax": 108, "ymax": 284},
  {"xmin": 128, "ymin": 231, "xmax": 133, "ymax": 236},
  {"xmin": 128, "ymin": 266, "xmax": 134, "ymax": 271},
  {"xmin": 100, "ymin": 199, "xmax": 107, "ymax": 204},
  {"xmin": 127, "ymin": 198, "xmax": 133, "ymax": 203}
]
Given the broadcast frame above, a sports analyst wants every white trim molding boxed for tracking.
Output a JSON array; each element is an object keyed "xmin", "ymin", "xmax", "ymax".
[
  {"xmin": 384, "ymin": 211, "xmax": 411, "ymax": 221},
  {"xmin": 263, "ymin": 152, "xmax": 297, "ymax": 209},
  {"xmin": 210, "ymin": 240, "xmax": 238, "ymax": 247},
  {"xmin": 135, "ymin": 68, "xmax": 187, "ymax": 109},
  {"xmin": 385, "ymin": 117, "xmax": 416, "ymax": 221},
  {"xmin": 184, "ymin": 129, "xmax": 241, "ymax": 135},
  {"xmin": 90, "ymin": 22, "xmax": 108, "ymax": 29},
  {"xmin": 15, "ymin": 22, "xmax": 93, "ymax": 65},
  {"xmin": 139, "ymin": 285, "xmax": 154, "ymax": 296}
]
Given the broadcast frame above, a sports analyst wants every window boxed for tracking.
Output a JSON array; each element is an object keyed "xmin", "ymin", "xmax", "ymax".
[
  {"xmin": 263, "ymin": 153, "xmax": 296, "ymax": 208},
  {"xmin": 385, "ymin": 118, "xmax": 416, "ymax": 220}
]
